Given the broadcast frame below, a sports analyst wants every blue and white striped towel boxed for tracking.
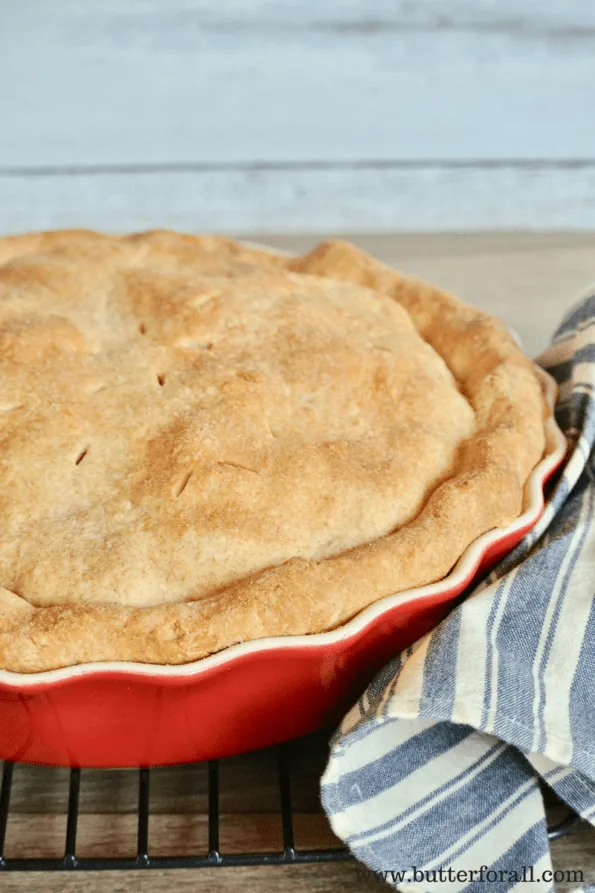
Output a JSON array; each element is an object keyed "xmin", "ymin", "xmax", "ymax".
[{"xmin": 321, "ymin": 294, "xmax": 595, "ymax": 892}]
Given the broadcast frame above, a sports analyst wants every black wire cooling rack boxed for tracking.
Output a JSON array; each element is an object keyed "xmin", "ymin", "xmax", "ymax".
[{"xmin": 0, "ymin": 742, "xmax": 580, "ymax": 873}]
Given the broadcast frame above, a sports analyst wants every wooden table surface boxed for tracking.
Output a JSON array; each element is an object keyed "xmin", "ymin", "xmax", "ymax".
[{"xmin": 2, "ymin": 232, "xmax": 595, "ymax": 892}]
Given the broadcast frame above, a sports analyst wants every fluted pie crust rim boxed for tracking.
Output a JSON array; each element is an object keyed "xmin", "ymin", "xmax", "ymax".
[{"xmin": 0, "ymin": 232, "xmax": 549, "ymax": 673}]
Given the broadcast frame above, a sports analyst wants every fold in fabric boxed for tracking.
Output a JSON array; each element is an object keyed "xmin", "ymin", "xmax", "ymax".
[{"xmin": 322, "ymin": 293, "xmax": 595, "ymax": 893}]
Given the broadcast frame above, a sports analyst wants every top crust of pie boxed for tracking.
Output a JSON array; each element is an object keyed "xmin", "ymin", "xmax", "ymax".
[{"xmin": 0, "ymin": 230, "xmax": 547, "ymax": 672}]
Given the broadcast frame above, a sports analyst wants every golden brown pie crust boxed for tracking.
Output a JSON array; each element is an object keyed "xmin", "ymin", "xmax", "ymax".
[{"xmin": 0, "ymin": 231, "xmax": 547, "ymax": 672}]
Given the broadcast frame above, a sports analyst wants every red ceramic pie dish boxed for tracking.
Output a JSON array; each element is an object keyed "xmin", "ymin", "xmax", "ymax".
[{"xmin": 0, "ymin": 368, "xmax": 565, "ymax": 767}]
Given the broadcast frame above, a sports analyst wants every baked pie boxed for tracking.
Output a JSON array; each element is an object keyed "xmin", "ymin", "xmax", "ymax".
[{"xmin": 0, "ymin": 231, "xmax": 546, "ymax": 672}]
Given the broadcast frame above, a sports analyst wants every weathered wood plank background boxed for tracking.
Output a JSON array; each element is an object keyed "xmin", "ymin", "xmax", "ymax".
[{"xmin": 1, "ymin": 0, "xmax": 594, "ymax": 233}]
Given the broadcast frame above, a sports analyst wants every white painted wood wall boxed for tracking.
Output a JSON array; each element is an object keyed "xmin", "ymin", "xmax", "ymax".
[{"xmin": 1, "ymin": 0, "xmax": 594, "ymax": 233}]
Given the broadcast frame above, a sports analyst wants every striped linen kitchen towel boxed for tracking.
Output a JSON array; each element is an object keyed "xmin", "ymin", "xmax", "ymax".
[{"xmin": 321, "ymin": 293, "xmax": 595, "ymax": 893}]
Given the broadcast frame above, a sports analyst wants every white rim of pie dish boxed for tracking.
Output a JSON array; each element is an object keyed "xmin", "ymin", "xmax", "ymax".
[{"xmin": 0, "ymin": 365, "xmax": 566, "ymax": 686}]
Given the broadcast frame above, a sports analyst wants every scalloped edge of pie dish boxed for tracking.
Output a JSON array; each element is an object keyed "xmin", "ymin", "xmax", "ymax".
[{"xmin": 0, "ymin": 364, "xmax": 566, "ymax": 687}]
